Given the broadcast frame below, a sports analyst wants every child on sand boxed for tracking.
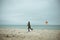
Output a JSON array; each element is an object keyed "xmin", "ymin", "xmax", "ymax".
[{"xmin": 27, "ymin": 21, "xmax": 33, "ymax": 32}]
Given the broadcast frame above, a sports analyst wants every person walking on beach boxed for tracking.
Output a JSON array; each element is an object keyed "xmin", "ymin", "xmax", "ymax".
[{"xmin": 27, "ymin": 21, "xmax": 33, "ymax": 32}]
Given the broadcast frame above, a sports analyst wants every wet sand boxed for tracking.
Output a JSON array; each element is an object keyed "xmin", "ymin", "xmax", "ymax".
[{"xmin": 0, "ymin": 29, "xmax": 60, "ymax": 40}]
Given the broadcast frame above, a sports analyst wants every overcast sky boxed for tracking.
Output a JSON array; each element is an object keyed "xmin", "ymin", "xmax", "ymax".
[{"xmin": 0, "ymin": 0, "xmax": 60, "ymax": 25}]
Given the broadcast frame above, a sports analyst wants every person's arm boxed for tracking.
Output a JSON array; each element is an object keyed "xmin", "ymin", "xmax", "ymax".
[{"xmin": 27, "ymin": 24, "xmax": 28, "ymax": 26}]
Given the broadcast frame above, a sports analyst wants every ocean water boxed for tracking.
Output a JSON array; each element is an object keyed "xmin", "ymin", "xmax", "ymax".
[{"xmin": 0, "ymin": 25, "xmax": 60, "ymax": 30}]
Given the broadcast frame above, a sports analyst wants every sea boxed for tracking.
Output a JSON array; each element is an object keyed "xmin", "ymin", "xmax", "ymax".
[{"xmin": 0, "ymin": 25, "xmax": 60, "ymax": 30}]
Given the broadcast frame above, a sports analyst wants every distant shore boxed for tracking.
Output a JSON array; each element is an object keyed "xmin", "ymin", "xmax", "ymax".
[{"xmin": 0, "ymin": 28, "xmax": 60, "ymax": 40}]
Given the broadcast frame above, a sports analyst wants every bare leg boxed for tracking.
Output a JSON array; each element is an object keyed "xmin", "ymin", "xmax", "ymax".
[
  {"xmin": 28, "ymin": 28, "xmax": 30, "ymax": 32},
  {"xmin": 29, "ymin": 27, "xmax": 33, "ymax": 31}
]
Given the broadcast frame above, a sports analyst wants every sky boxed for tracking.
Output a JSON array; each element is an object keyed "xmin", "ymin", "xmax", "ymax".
[{"xmin": 0, "ymin": 0, "xmax": 60, "ymax": 25}]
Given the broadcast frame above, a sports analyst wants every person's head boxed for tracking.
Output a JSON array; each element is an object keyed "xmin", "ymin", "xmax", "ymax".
[{"xmin": 28, "ymin": 21, "xmax": 30, "ymax": 24}]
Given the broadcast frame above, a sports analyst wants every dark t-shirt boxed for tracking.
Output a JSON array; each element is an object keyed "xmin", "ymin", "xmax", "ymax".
[{"xmin": 27, "ymin": 22, "xmax": 31, "ymax": 28}]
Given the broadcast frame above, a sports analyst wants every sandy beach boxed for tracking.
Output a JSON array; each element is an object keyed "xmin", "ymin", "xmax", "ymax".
[{"xmin": 0, "ymin": 29, "xmax": 60, "ymax": 40}]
